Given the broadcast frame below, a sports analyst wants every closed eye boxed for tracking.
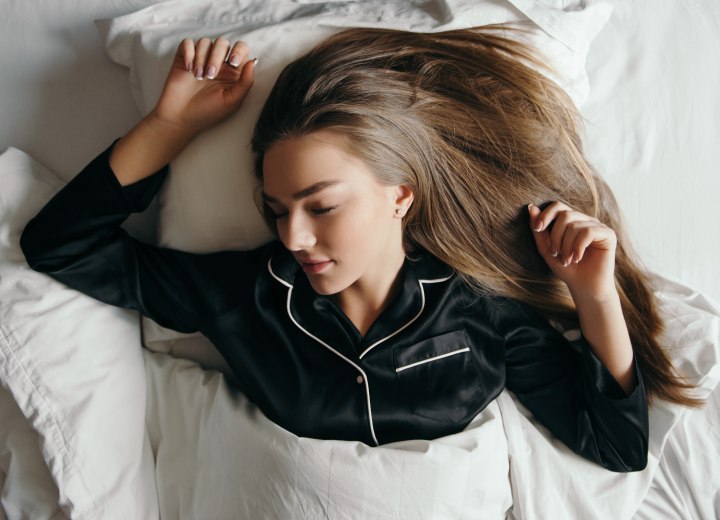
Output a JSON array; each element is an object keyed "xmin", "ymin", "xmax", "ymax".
[
  {"xmin": 312, "ymin": 206, "xmax": 337, "ymax": 216},
  {"xmin": 265, "ymin": 205, "xmax": 337, "ymax": 220}
]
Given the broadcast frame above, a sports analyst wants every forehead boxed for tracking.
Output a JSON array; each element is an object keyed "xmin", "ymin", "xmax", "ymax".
[{"xmin": 262, "ymin": 131, "xmax": 379, "ymax": 198}]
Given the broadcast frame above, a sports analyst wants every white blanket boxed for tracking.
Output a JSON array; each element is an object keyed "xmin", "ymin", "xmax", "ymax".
[{"xmin": 2, "ymin": 0, "xmax": 720, "ymax": 518}]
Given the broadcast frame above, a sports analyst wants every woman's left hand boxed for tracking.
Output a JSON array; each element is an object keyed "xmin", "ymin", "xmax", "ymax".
[{"xmin": 527, "ymin": 202, "xmax": 618, "ymax": 302}]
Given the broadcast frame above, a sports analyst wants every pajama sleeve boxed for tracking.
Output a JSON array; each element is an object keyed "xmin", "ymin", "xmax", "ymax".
[
  {"xmin": 20, "ymin": 140, "xmax": 263, "ymax": 334},
  {"xmin": 497, "ymin": 297, "xmax": 649, "ymax": 472}
]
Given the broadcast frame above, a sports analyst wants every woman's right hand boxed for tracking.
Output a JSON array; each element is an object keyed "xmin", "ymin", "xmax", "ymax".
[
  {"xmin": 109, "ymin": 38, "xmax": 255, "ymax": 186},
  {"xmin": 151, "ymin": 37, "xmax": 256, "ymax": 137}
]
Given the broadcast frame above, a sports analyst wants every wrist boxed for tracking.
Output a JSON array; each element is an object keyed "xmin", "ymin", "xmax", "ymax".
[
  {"xmin": 145, "ymin": 110, "xmax": 197, "ymax": 144},
  {"xmin": 110, "ymin": 112, "xmax": 195, "ymax": 187},
  {"xmin": 568, "ymin": 282, "xmax": 619, "ymax": 306}
]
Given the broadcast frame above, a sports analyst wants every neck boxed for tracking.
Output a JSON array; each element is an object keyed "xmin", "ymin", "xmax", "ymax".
[{"xmin": 330, "ymin": 245, "xmax": 406, "ymax": 337}]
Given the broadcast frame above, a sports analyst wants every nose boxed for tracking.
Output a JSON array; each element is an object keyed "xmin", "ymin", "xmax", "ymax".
[{"xmin": 279, "ymin": 212, "xmax": 316, "ymax": 251}]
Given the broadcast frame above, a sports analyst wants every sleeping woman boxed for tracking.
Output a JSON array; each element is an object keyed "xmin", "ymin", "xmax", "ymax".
[{"xmin": 19, "ymin": 27, "xmax": 700, "ymax": 472}]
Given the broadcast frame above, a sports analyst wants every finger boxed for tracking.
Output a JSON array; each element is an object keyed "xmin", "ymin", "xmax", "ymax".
[
  {"xmin": 193, "ymin": 38, "xmax": 213, "ymax": 79},
  {"xmin": 227, "ymin": 41, "xmax": 250, "ymax": 68},
  {"xmin": 527, "ymin": 204, "xmax": 554, "ymax": 260},
  {"xmin": 569, "ymin": 225, "xmax": 599, "ymax": 264},
  {"xmin": 206, "ymin": 37, "xmax": 231, "ymax": 80},
  {"xmin": 178, "ymin": 39, "xmax": 195, "ymax": 72},
  {"xmin": 528, "ymin": 203, "xmax": 543, "ymax": 233},
  {"xmin": 548, "ymin": 209, "xmax": 588, "ymax": 260},
  {"xmin": 533, "ymin": 201, "xmax": 572, "ymax": 232},
  {"xmin": 573, "ymin": 224, "xmax": 616, "ymax": 263},
  {"xmin": 558, "ymin": 221, "xmax": 597, "ymax": 266},
  {"xmin": 224, "ymin": 58, "xmax": 257, "ymax": 108}
]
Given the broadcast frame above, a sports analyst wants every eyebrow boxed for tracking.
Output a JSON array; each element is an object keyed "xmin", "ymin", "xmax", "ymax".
[{"xmin": 261, "ymin": 180, "xmax": 341, "ymax": 203}]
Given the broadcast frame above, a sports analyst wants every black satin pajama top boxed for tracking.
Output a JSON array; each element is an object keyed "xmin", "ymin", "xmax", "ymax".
[{"xmin": 20, "ymin": 142, "xmax": 649, "ymax": 472}]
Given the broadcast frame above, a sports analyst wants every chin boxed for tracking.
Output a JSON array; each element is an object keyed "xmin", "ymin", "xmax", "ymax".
[{"xmin": 306, "ymin": 276, "xmax": 347, "ymax": 296}]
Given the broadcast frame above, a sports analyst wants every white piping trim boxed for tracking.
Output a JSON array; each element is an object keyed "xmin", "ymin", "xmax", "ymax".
[
  {"xmin": 418, "ymin": 275, "xmax": 454, "ymax": 284},
  {"xmin": 267, "ymin": 258, "xmax": 293, "ymax": 288},
  {"xmin": 267, "ymin": 257, "xmax": 379, "ymax": 446},
  {"xmin": 395, "ymin": 347, "xmax": 470, "ymax": 373},
  {"xmin": 358, "ymin": 274, "xmax": 453, "ymax": 360}
]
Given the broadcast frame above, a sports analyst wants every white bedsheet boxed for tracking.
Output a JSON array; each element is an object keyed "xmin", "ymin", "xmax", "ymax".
[
  {"xmin": 636, "ymin": 387, "xmax": 720, "ymax": 519},
  {"xmin": 581, "ymin": 0, "xmax": 720, "ymax": 306},
  {"xmin": 1, "ymin": 0, "xmax": 720, "ymax": 519}
]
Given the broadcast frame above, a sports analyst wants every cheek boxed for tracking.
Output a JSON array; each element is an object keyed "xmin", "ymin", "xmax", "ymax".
[{"xmin": 326, "ymin": 204, "xmax": 393, "ymax": 253}]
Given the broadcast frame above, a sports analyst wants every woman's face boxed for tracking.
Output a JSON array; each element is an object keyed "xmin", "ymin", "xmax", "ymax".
[{"xmin": 262, "ymin": 130, "xmax": 410, "ymax": 296}]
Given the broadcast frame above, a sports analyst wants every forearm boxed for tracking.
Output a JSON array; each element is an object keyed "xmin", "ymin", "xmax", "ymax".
[
  {"xmin": 110, "ymin": 110, "xmax": 195, "ymax": 186},
  {"xmin": 572, "ymin": 289, "xmax": 636, "ymax": 394},
  {"xmin": 21, "ymin": 142, "xmax": 168, "ymax": 271}
]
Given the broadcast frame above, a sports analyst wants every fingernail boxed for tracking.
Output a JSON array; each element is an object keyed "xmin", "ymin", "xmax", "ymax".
[
  {"xmin": 551, "ymin": 250, "xmax": 558, "ymax": 257},
  {"xmin": 206, "ymin": 65, "xmax": 217, "ymax": 79},
  {"xmin": 534, "ymin": 223, "xmax": 543, "ymax": 232},
  {"xmin": 229, "ymin": 54, "xmax": 240, "ymax": 67},
  {"xmin": 186, "ymin": 62, "xmax": 192, "ymax": 72},
  {"xmin": 251, "ymin": 57, "xmax": 258, "ymax": 68},
  {"xmin": 194, "ymin": 66, "xmax": 204, "ymax": 80}
]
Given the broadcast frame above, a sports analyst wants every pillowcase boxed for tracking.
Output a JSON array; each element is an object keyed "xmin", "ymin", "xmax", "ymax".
[
  {"xmin": 98, "ymin": 0, "xmax": 613, "ymax": 254},
  {"xmin": 0, "ymin": 387, "xmax": 63, "ymax": 519},
  {"xmin": 0, "ymin": 147, "xmax": 158, "ymax": 519},
  {"xmin": 97, "ymin": 0, "xmax": 613, "ymax": 365}
]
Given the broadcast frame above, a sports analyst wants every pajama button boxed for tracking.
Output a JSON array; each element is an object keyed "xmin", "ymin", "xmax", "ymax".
[{"xmin": 356, "ymin": 375, "xmax": 364, "ymax": 384}]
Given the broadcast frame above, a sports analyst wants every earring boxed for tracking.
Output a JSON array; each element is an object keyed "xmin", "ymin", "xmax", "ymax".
[{"xmin": 394, "ymin": 208, "xmax": 404, "ymax": 218}]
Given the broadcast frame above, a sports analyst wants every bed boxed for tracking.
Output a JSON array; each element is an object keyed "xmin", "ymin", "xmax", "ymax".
[{"xmin": 1, "ymin": 0, "xmax": 719, "ymax": 518}]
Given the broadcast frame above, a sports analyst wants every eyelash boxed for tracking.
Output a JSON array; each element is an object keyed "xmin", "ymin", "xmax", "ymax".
[
  {"xmin": 312, "ymin": 206, "xmax": 336, "ymax": 216},
  {"xmin": 267, "ymin": 206, "xmax": 337, "ymax": 220}
]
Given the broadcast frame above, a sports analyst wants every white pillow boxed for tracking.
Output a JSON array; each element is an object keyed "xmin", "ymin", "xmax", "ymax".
[
  {"xmin": 0, "ymin": 386, "xmax": 63, "ymax": 519},
  {"xmin": 0, "ymin": 147, "xmax": 158, "ymax": 519},
  {"xmin": 98, "ymin": 0, "xmax": 613, "ymax": 254},
  {"xmin": 97, "ymin": 0, "xmax": 613, "ymax": 364}
]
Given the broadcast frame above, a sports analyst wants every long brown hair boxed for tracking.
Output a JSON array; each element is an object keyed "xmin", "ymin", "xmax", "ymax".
[{"xmin": 251, "ymin": 26, "xmax": 701, "ymax": 407}]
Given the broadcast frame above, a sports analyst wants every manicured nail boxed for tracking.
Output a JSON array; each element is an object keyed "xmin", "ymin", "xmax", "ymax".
[
  {"xmin": 229, "ymin": 54, "xmax": 240, "ymax": 67},
  {"xmin": 194, "ymin": 66, "xmax": 204, "ymax": 80},
  {"xmin": 206, "ymin": 65, "xmax": 217, "ymax": 79}
]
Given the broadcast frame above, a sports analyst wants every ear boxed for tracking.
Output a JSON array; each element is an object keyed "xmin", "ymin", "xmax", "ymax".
[{"xmin": 393, "ymin": 184, "xmax": 414, "ymax": 213}]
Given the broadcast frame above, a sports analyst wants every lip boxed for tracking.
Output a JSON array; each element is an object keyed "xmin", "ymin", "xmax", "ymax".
[{"xmin": 297, "ymin": 259, "xmax": 334, "ymax": 274}]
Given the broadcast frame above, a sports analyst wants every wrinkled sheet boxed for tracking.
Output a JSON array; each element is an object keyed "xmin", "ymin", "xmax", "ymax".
[{"xmin": 1, "ymin": 0, "xmax": 720, "ymax": 518}]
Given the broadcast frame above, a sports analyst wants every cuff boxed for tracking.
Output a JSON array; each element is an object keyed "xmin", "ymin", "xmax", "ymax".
[
  {"xmin": 575, "ymin": 334, "xmax": 645, "ymax": 401},
  {"xmin": 101, "ymin": 138, "xmax": 170, "ymax": 213}
]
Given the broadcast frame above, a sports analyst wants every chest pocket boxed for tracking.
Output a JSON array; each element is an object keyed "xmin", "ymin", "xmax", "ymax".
[{"xmin": 393, "ymin": 330, "xmax": 483, "ymax": 425}]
